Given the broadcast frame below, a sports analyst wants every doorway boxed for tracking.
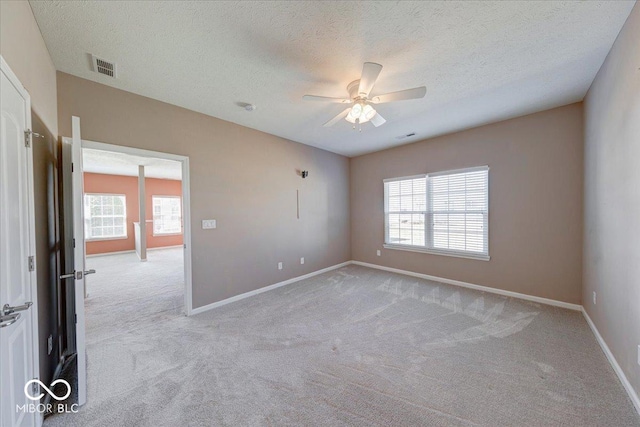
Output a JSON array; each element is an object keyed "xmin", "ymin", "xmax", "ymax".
[
  {"xmin": 76, "ymin": 140, "xmax": 193, "ymax": 315},
  {"xmin": 52, "ymin": 137, "xmax": 193, "ymax": 414},
  {"xmin": 81, "ymin": 146, "xmax": 187, "ymax": 342}
]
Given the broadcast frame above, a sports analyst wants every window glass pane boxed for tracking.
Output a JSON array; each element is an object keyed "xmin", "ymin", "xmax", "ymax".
[
  {"xmin": 400, "ymin": 196, "xmax": 413, "ymax": 211},
  {"xmin": 384, "ymin": 177, "xmax": 426, "ymax": 247},
  {"xmin": 152, "ymin": 196, "xmax": 182, "ymax": 235},
  {"xmin": 83, "ymin": 194, "xmax": 127, "ymax": 239}
]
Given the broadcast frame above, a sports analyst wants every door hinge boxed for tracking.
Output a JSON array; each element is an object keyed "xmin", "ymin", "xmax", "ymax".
[
  {"xmin": 28, "ymin": 256, "xmax": 34, "ymax": 272},
  {"xmin": 71, "ymin": 162, "xmax": 74, "ymax": 173},
  {"xmin": 73, "ymin": 238, "xmax": 76, "ymax": 248},
  {"xmin": 74, "ymin": 314, "xmax": 77, "ymax": 324}
]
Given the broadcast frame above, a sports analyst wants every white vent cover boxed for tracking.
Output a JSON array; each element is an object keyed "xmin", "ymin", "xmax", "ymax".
[{"xmin": 91, "ymin": 55, "xmax": 117, "ymax": 78}]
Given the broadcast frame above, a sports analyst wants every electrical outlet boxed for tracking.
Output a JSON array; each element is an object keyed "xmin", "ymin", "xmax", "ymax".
[
  {"xmin": 47, "ymin": 335, "xmax": 53, "ymax": 355},
  {"xmin": 593, "ymin": 292, "xmax": 597, "ymax": 305},
  {"xmin": 300, "ymin": 257, "xmax": 304, "ymax": 265},
  {"xmin": 278, "ymin": 262, "xmax": 283, "ymax": 270},
  {"xmin": 376, "ymin": 250, "xmax": 381, "ymax": 256}
]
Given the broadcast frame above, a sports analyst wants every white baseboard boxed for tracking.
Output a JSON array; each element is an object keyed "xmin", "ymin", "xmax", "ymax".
[
  {"xmin": 86, "ymin": 249, "xmax": 135, "ymax": 258},
  {"xmin": 581, "ymin": 308, "xmax": 640, "ymax": 415},
  {"xmin": 148, "ymin": 245, "xmax": 183, "ymax": 251},
  {"xmin": 190, "ymin": 261, "xmax": 352, "ymax": 316},
  {"xmin": 87, "ymin": 246, "xmax": 181, "ymax": 258},
  {"xmin": 351, "ymin": 261, "xmax": 582, "ymax": 311}
]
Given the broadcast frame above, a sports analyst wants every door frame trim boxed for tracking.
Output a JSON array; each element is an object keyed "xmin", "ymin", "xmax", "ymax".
[
  {"xmin": 61, "ymin": 138, "xmax": 194, "ymax": 315},
  {"xmin": 1, "ymin": 55, "xmax": 42, "ymax": 427}
]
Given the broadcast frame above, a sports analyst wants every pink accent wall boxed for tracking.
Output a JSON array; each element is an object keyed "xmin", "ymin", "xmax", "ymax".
[{"xmin": 83, "ymin": 172, "xmax": 183, "ymax": 255}]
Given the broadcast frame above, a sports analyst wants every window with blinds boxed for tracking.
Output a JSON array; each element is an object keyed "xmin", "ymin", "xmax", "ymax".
[{"xmin": 384, "ymin": 166, "xmax": 489, "ymax": 260}]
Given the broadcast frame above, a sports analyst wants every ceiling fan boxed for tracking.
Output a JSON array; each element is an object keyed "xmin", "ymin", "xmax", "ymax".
[{"xmin": 303, "ymin": 62, "xmax": 426, "ymax": 129}]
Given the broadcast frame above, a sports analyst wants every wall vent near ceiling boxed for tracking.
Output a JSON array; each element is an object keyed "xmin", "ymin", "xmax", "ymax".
[
  {"xmin": 396, "ymin": 132, "xmax": 416, "ymax": 140},
  {"xmin": 91, "ymin": 55, "xmax": 117, "ymax": 78}
]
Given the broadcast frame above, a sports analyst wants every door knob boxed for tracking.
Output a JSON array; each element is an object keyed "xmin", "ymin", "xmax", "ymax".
[
  {"xmin": 2, "ymin": 301, "xmax": 32, "ymax": 316},
  {"xmin": 0, "ymin": 313, "xmax": 21, "ymax": 328},
  {"xmin": 84, "ymin": 269, "xmax": 96, "ymax": 275}
]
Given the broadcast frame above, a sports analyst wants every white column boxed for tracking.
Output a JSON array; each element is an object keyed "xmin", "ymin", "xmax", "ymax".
[{"xmin": 138, "ymin": 165, "xmax": 147, "ymax": 261}]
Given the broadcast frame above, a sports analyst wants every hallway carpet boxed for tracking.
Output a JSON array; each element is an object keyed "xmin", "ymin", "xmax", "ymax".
[{"xmin": 45, "ymin": 262, "xmax": 639, "ymax": 426}]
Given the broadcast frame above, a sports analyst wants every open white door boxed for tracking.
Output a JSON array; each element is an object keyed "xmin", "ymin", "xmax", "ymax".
[
  {"xmin": 60, "ymin": 117, "xmax": 89, "ymax": 406},
  {"xmin": 0, "ymin": 57, "xmax": 41, "ymax": 426},
  {"xmin": 71, "ymin": 117, "xmax": 88, "ymax": 406}
]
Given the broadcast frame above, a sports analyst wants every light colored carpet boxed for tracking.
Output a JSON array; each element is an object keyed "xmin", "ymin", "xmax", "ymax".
[
  {"xmin": 45, "ymin": 261, "xmax": 639, "ymax": 426},
  {"xmin": 84, "ymin": 248, "xmax": 184, "ymax": 345}
]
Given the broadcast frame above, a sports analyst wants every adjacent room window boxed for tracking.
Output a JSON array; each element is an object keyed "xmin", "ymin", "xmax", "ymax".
[
  {"xmin": 152, "ymin": 196, "xmax": 182, "ymax": 235},
  {"xmin": 384, "ymin": 166, "xmax": 489, "ymax": 260},
  {"xmin": 84, "ymin": 194, "xmax": 127, "ymax": 240}
]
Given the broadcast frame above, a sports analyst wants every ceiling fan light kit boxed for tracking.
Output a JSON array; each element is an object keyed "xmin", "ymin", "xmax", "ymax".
[{"xmin": 303, "ymin": 62, "xmax": 426, "ymax": 130}]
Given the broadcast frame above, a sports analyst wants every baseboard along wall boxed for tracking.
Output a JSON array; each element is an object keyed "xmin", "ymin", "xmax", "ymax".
[{"xmin": 581, "ymin": 308, "xmax": 640, "ymax": 415}]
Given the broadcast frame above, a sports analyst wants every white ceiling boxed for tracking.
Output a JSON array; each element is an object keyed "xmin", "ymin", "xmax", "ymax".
[
  {"xmin": 82, "ymin": 148, "xmax": 182, "ymax": 180},
  {"xmin": 31, "ymin": 1, "xmax": 635, "ymax": 157}
]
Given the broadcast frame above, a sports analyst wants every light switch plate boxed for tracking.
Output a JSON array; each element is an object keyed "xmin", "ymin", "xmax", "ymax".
[
  {"xmin": 376, "ymin": 250, "xmax": 381, "ymax": 256},
  {"xmin": 300, "ymin": 257, "xmax": 304, "ymax": 265},
  {"xmin": 278, "ymin": 262, "xmax": 283, "ymax": 270},
  {"xmin": 202, "ymin": 219, "xmax": 216, "ymax": 229}
]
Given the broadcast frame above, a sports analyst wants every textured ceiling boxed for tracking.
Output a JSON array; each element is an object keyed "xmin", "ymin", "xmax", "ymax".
[
  {"xmin": 31, "ymin": 1, "xmax": 635, "ymax": 157},
  {"xmin": 83, "ymin": 148, "xmax": 182, "ymax": 180}
]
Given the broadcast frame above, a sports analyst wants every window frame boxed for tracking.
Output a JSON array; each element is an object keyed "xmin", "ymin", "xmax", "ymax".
[
  {"xmin": 383, "ymin": 166, "xmax": 490, "ymax": 261},
  {"xmin": 152, "ymin": 195, "xmax": 183, "ymax": 236},
  {"xmin": 84, "ymin": 193, "xmax": 128, "ymax": 242}
]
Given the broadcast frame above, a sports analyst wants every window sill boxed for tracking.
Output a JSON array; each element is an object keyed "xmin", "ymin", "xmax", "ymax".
[
  {"xmin": 86, "ymin": 236, "xmax": 128, "ymax": 242},
  {"xmin": 383, "ymin": 244, "xmax": 490, "ymax": 261},
  {"xmin": 152, "ymin": 232, "xmax": 183, "ymax": 237}
]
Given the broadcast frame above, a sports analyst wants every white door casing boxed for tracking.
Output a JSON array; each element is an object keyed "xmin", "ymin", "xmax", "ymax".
[
  {"xmin": 0, "ymin": 56, "xmax": 41, "ymax": 427},
  {"xmin": 71, "ymin": 116, "xmax": 87, "ymax": 407}
]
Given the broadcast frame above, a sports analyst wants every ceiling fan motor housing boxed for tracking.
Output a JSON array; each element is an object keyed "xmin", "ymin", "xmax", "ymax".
[{"xmin": 347, "ymin": 80, "xmax": 363, "ymax": 100}]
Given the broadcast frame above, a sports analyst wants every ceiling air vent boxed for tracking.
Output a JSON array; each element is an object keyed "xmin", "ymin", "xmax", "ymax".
[
  {"xmin": 396, "ymin": 132, "xmax": 416, "ymax": 140},
  {"xmin": 91, "ymin": 55, "xmax": 117, "ymax": 78}
]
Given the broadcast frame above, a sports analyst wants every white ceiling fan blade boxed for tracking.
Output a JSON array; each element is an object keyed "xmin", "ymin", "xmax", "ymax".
[
  {"xmin": 357, "ymin": 62, "xmax": 383, "ymax": 97},
  {"xmin": 371, "ymin": 86, "xmax": 427, "ymax": 104},
  {"xmin": 303, "ymin": 95, "xmax": 351, "ymax": 104},
  {"xmin": 370, "ymin": 112, "xmax": 386, "ymax": 127},
  {"xmin": 323, "ymin": 108, "xmax": 351, "ymax": 127}
]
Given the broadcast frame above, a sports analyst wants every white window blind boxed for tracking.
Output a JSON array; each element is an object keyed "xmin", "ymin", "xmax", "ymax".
[
  {"xmin": 84, "ymin": 194, "xmax": 127, "ymax": 240},
  {"xmin": 152, "ymin": 196, "xmax": 182, "ymax": 235},
  {"xmin": 384, "ymin": 166, "xmax": 489, "ymax": 260},
  {"xmin": 385, "ymin": 176, "xmax": 427, "ymax": 247}
]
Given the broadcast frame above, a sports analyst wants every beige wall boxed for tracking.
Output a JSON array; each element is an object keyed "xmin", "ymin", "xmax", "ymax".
[
  {"xmin": 1, "ymin": 1, "xmax": 61, "ymax": 387},
  {"xmin": 57, "ymin": 72, "xmax": 351, "ymax": 309},
  {"xmin": 583, "ymin": 3, "xmax": 640, "ymax": 398},
  {"xmin": 1, "ymin": 0, "xmax": 58, "ymax": 135},
  {"xmin": 351, "ymin": 103, "xmax": 584, "ymax": 304}
]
